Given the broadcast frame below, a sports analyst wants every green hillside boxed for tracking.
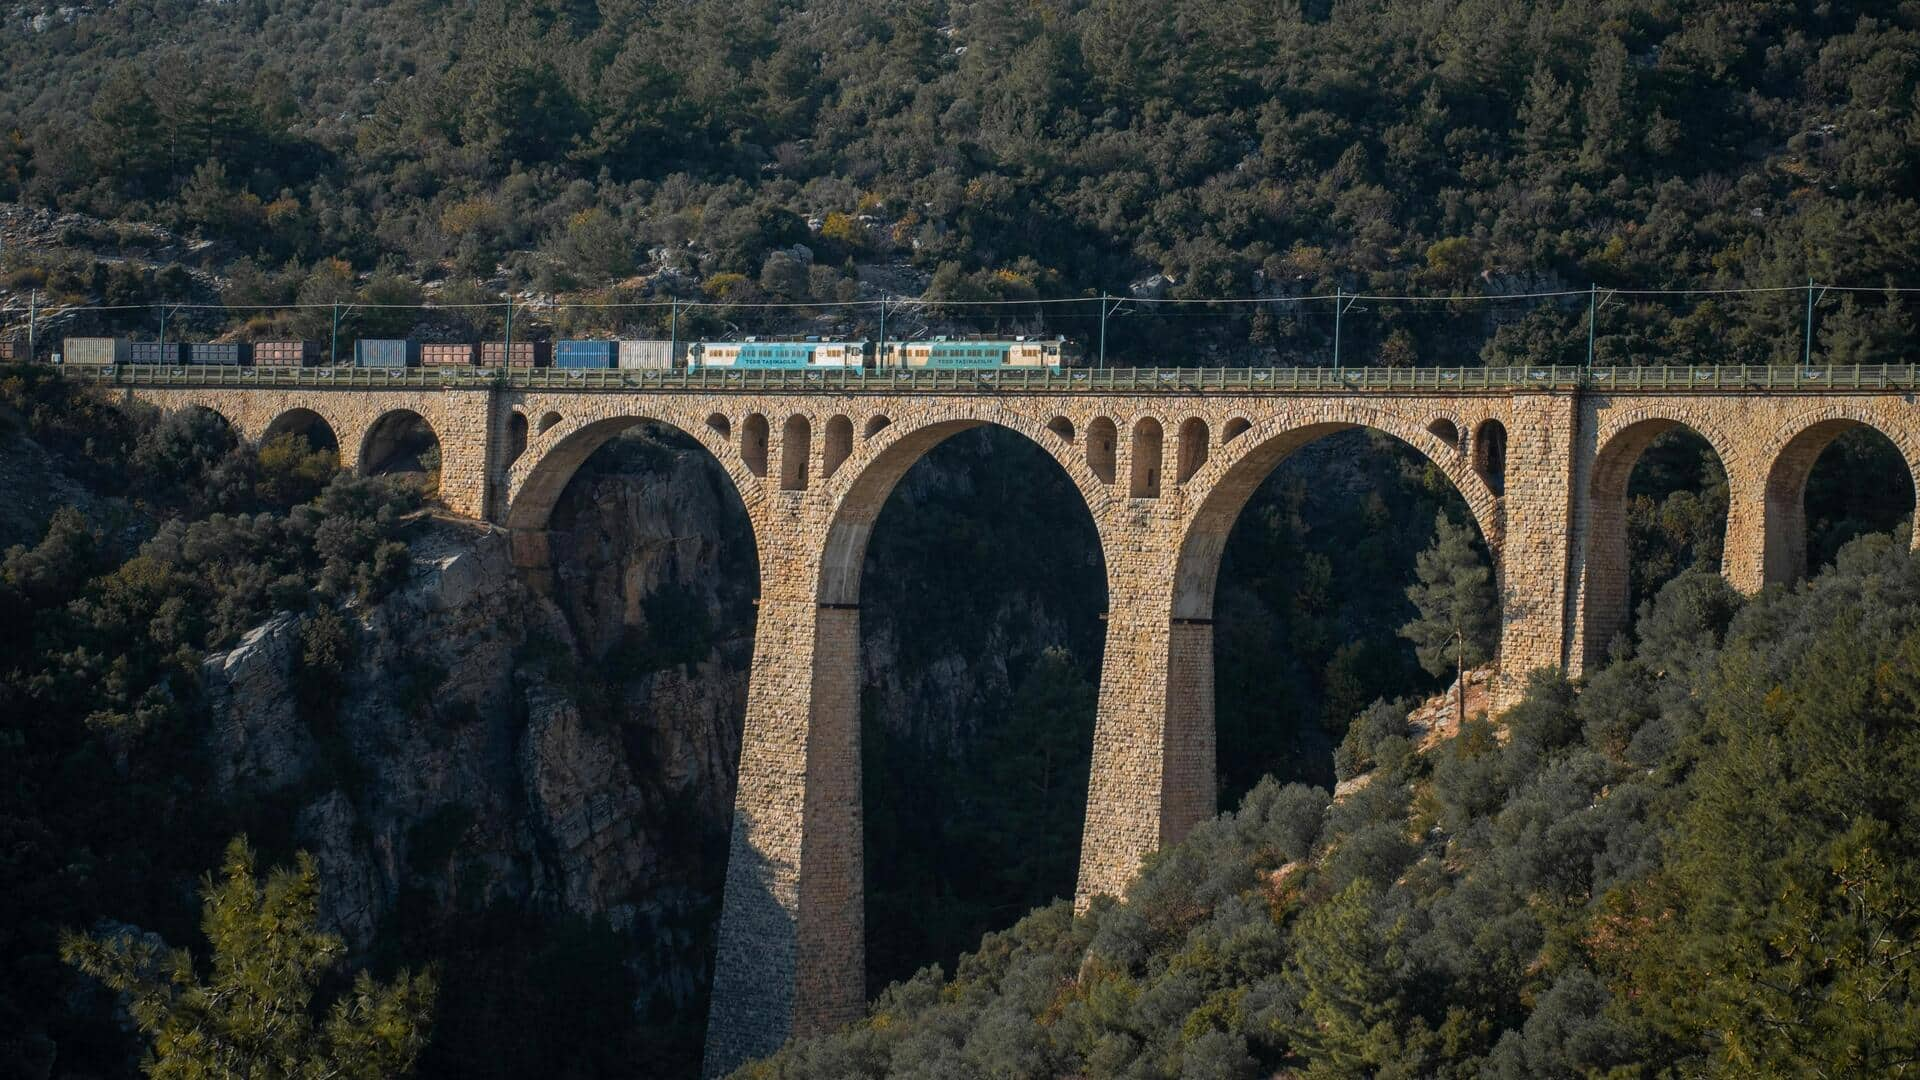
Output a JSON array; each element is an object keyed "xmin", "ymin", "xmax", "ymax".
[{"xmin": 5, "ymin": 2, "xmax": 1919, "ymax": 363}]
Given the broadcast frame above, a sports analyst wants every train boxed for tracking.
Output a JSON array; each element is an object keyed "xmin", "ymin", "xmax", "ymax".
[{"xmin": 52, "ymin": 334, "xmax": 1082, "ymax": 371}]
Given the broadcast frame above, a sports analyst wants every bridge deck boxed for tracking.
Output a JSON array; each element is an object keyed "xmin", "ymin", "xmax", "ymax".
[{"xmin": 49, "ymin": 362, "xmax": 1920, "ymax": 394}]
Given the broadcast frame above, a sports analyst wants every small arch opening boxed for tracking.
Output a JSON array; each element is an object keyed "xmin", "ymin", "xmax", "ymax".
[
  {"xmin": 1177, "ymin": 417, "xmax": 1209, "ymax": 484},
  {"xmin": 742, "ymin": 414, "xmax": 769, "ymax": 478},
  {"xmin": 706, "ymin": 413, "xmax": 731, "ymax": 439},
  {"xmin": 506, "ymin": 411, "xmax": 529, "ymax": 465},
  {"xmin": 1224, "ymin": 417, "xmax": 1251, "ymax": 443},
  {"xmin": 1772, "ymin": 421, "xmax": 1916, "ymax": 581},
  {"xmin": 362, "ymin": 408, "xmax": 443, "ymax": 496},
  {"xmin": 1427, "ymin": 417, "xmax": 1460, "ymax": 449},
  {"xmin": 864, "ymin": 414, "xmax": 892, "ymax": 438},
  {"xmin": 263, "ymin": 407, "xmax": 340, "ymax": 455},
  {"xmin": 1047, "ymin": 416, "xmax": 1075, "ymax": 443},
  {"xmin": 538, "ymin": 411, "xmax": 563, "ymax": 435},
  {"xmin": 1131, "ymin": 417, "xmax": 1164, "ymax": 498},
  {"xmin": 1580, "ymin": 418, "xmax": 1729, "ymax": 671},
  {"xmin": 1088, "ymin": 416, "xmax": 1118, "ymax": 484},
  {"xmin": 822, "ymin": 414, "xmax": 853, "ymax": 479},
  {"xmin": 1473, "ymin": 419, "xmax": 1507, "ymax": 496},
  {"xmin": 780, "ymin": 414, "xmax": 811, "ymax": 490}
]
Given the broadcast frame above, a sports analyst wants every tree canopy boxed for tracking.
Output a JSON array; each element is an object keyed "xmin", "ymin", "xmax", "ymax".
[{"xmin": 62, "ymin": 838, "xmax": 437, "ymax": 1080}]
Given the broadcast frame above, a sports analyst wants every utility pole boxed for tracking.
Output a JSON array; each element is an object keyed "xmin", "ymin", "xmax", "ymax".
[
  {"xmin": 1332, "ymin": 286, "xmax": 1343, "ymax": 371},
  {"xmin": 1803, "ymin": 277, "xmax": 1816, "ymax": 367},
  {"xmin": 1097, "ymin": 293, "xmax": 1110, "ymax": 369},
  {"xmin": 1586, "ymin": 283, "xmax": 1597, "ymax": 371}
]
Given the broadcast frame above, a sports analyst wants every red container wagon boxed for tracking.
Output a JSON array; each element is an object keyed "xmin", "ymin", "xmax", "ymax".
[
  {"xmin": 480, "ymin": 341, "xmax": 549, "ymax": 368},
  {"xmin": 253, "ymin": 341, "xmax": 321, "ymax": 367},
  {"xmin": 421, "ymin": 343, "xmax": 478, "ymax": 367}
]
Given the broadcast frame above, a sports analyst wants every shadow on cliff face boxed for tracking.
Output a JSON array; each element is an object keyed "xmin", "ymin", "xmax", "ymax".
[
  {"xmin": 857, "ymin": 426, "xmax": 1106, "ymax": 995},
  {"xmin": 323, "ymin": 423, "xmax": 761, "ymax": 1080}
]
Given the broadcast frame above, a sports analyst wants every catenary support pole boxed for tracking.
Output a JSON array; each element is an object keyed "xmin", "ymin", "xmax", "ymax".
[
  {"xmin": 330, "ymin": 302, "xmax": 340, "ymax": 366},
  {"xmin": 1587, "ymin": 283, "xmax": 1597, "ymax": 370},
  {"xmin": 1098, "ymin": 293, "xmax": 1108, "ymax": 369},
  {"xmin": 1804, "ymin": 277, "xmax": 1816, "ymax": 367},
  {"xmin": 27, "ymin": 288, "xmax": 37, "ymax": 363},
  {"xmin": 1333, "ymin": 286, "xmax": 1343, "ymax": 372}
]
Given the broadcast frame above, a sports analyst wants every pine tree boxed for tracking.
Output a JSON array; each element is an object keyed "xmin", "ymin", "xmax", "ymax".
[
  {"xmin": 62, "ymin": 838, "xmax": 436, "ymax": 1080},
  {"xmin": 1401, "ymin": 512, "xmax": 1497, "ymax": 724}
]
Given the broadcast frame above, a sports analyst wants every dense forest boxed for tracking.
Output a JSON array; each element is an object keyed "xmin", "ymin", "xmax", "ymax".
[
  {"xmin": 4, "ymin": 0, "xmax": 1920, "ymax": 364},
  {"xmin": 5, "ymin": 1, "xmax": 1920, "ymax": 1078}
]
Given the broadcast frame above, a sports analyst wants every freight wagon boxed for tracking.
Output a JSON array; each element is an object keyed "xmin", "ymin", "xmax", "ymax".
[
  {"xmin": 130, "ymin": 341, "xmax": 184, "ymax": 364},
  {"xmin": 253, "ymin": 341, "xmax": 321, "ymax": 367},
  {"xmin": 188, "ymin": 342, "xmax": 252, "ymax": 365},
  {"xmin": 421, "ymin": 343, "xmax": 477, "ymax": 367},
  {"xmin": 355, "ymin": 339, "xmax": 420, "ymax": 367},
  {"xmin": 480, "ymin": 341, "xmax": 549, "ymax": 368},
  {"xmin": 617, "ymin": 339, "xmax": 688, "ymax": 370},
  {"xmin": 553, "ymin": 340, "xmax": 617, "ymax": 369},
  {"xmin": 64, "ymin": 337, "xmax": 130, "ymax": 364},
  {"xmin": 693, "ymin": 338, "xmax": 871, "ymax": 369}
]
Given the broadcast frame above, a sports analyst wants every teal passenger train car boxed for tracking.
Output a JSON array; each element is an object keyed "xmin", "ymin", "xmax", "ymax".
[
  {"xmin": 693, "ymin": 339, "xmax": 871, "ymax": 369},
  {"xmin": 880, "ymin": 336, "xmax": 1078, "ymax": 369}
]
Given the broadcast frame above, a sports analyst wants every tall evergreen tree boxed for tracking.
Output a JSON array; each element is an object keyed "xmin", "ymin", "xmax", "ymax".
[{"xmin": 1401, "ymin": 512, "xmax": 1497, "ymax": 724}]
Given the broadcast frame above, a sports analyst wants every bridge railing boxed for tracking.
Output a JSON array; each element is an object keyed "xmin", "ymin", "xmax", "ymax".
[{"xmin": 41, "ymin": 362, "xmax": 1920, "ymax": 393}]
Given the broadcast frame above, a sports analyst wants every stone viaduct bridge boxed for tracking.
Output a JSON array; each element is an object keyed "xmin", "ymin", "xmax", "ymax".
[{"xmin": 68, "ymin": 362, "xmax": 1920, "ymax": 1073}]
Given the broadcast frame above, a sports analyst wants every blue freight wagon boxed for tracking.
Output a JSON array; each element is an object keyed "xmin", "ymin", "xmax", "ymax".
[
  {"xmin": 355, "ymin": 339, "xmax": 420, "ymax": 367},
  {"xmin": 188, "ymin": 342, "xmax": 252, "ymax": 365},
  {"xmin": 553, "ymin": 340, "xmax": 617, "ymax": 369},
  {"xmin": 130, "ymin": 341, "xmax": 184, "ymax": 364}
]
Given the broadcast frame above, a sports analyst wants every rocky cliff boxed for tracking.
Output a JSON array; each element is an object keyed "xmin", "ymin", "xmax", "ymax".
[{"xmin": 193, "ymin": 427, "xmax": 753, "ymax": 1075}]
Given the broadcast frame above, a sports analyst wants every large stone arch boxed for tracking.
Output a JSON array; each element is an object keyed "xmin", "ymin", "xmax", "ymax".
[
  {"xmin": 503, "ymin": 409, "xmax": 760, "ymax": 535},
  {"xmin": 708, "ymin": 405, "xmax": 1116, "ymax": 1073},
  {"xmin": 1578, "ymin": 407, "xmax": 1739, "ymax": 669},
  {"xmin": 1589, "ymin": 406, "xmax": 1742, "ymax": 503},
  {"xmin": 815, "ymin": 405, "xmax": 1111, "ymax": 605},
  {"xmin": 1759, "ymin": 404, "xmax": 1920, "ymax": 584},
  {"xmin": 1065, "ymin": 402, "xmax": 1506, "ymax": 916},
  {"xmin": 1173, "ymin": 404, "xmax": 1500, "ymax": 622}
]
